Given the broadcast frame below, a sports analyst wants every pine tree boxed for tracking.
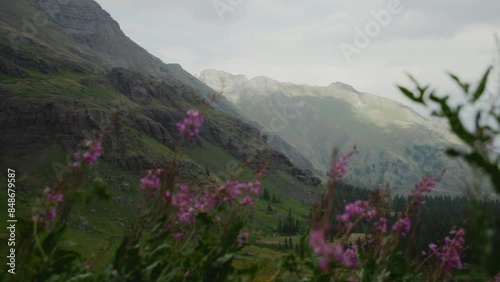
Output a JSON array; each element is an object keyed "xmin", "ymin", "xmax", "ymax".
[
  {"xmin": 262, "ymin": 188, "xmax": 270, "ymax": 200},
  {"xmin": 272, "ymin": 193, "xmax": 278, "ymax": 204},
  {"xmin": 289, "ymin": 237, "xmax": 293, "ymax": 249}
]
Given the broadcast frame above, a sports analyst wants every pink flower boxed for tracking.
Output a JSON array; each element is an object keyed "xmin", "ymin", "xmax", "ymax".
[
  {"xmin": 71, "ymin": 140, "xmax": 103, "ymax": 167},
  {"xmin": 236, "ymin": 231, "xmax": 250, "ymax": 247},
  {"xmin": 342, "ymin": 246, "xmax": 359, "ymax": 268},
  {"xmin": 173, "ymin": 232, "xmax": 185, "ymax": 240},
  {"xmin": 239, "ymin": 195, "xmax": 253, "ymax": 206},
  {"xmin": 428, "ymin": 227, "xmax": 466, "ymax": 277},
  {"xmin": 337, "ymin": 200, "xmax": 371, "ymax": 229},
  {"xmin": 309, "ymin": 228, "xmax": 359, "ymax": 272},
  {"xmin": 177, "ymin": 109, "xmax": 204, "ymax": 138},
  {"xmin": 410, "ymin": 176, "xmax": 436, "ymax": 205},
  {"xmin": 140, "ymin": 170, "xmax": 161, "ymax": 196},
  {"xmin": 392, "ymin": 217, "xmax": 411, "ymax": 237},
  {"xmin": 374, "ymin": 217, "xmax": 388, "ymax": 233},
  {"xmin": 31, "ymin": 187, "xmax": 64, "ymax": 228},
  {"xmin": 327, "ymin": 154, "xmax": 350, "ymax": 180}
]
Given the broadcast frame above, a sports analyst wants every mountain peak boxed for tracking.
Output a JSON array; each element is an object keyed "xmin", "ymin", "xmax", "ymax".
[
  {"xmin": 329, "ymin": 82, "xmax": 360, "ymax": 94},
  {"xmin": 198, "ymin": 69, "xmax": 248, "ymax": 93}
]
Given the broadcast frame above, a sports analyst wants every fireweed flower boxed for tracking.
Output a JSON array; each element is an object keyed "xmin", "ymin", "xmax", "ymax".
[
  {"xmin": 374, "ymin": 217, "xmax": 388, "ymax": 233},
  {"xmin": 236, "ymin": 231, "xmax": 250, "ymax": 247},
  {"xmin": 71, "ymin": 140, "xmax": 103, "ymax": 168},
  {"xmin": 217, "ymin": 180, "xmax": 261, "ymax": 207},
  {"xmin": 308, "ymin": 228, "xmax": 360, "ymax": 272},
  {"xmin": 337, "ymin": 200, "xmax": 376, "ymax": 229},
  {"xmin": 428, "ymin": 227, "xmax": 466, "ymax": 276},
  {"xmin": 168, "ymin": 180, "xmax": 260, "ymax": 227},
  {"xmin": 392, "ymin": 217, "xmax": 411, "ymax": 237},
  {"xmin": 31, "ymin": 187, "xmax": 64, "ymax": 228},
  {"xmin": 410, "ymin": 176, "xmax": 436, "ymax": 205},
  {"xmin": 327, "ymin": 154, "xmax": 350, "ymax": 180},
  {"xmin": 176, "ymin": 109, "xmax": 204, "ymax": 137},
  {"xmin": 140, "ymin": 170, "xmax": 161, "ymax": 196}
]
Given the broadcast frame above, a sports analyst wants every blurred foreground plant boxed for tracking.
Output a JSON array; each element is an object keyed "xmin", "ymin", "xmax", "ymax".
[
  {"xmin": 278, "ymin": 149, "xmax": 467, "ymax": 282},
  {"xmin": 398, "ymin": 65, "xmax": 500, "ymax": 278},
  {"xmin": 6, "ymin": 108, "xmax": 262, "ymax": 282}
]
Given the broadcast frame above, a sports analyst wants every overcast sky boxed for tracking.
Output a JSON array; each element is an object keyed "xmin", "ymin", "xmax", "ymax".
[{"xmin": 95, "ymin": 0, "xmax": 500, "ymax": 114}]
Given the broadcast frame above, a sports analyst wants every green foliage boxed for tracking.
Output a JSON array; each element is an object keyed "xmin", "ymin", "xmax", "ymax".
[
  {"xmin": 398, "ymin": 66, "xmax": 500, "ymax": 277},
  {"xmin": 398, "ymin": 67, "xmax": 500, "ymax": 193}
]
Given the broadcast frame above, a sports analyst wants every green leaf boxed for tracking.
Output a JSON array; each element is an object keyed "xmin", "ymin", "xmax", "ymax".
[
  {"xmin": 42, "ymin": 224, "xmax": 68, "ymax": 254},
  {"xmin": 471, "ymin": 66, "xmax": 493, "ymax": 103},
  {"xmin": 449, "ymin": 72, "xmax": 470, "ymax": 92},
  {"xmin": 213, "ymin": 253, "xmax": 235, "ymax": 268},
  {"xmin": 397, "ymin": 86, "xmax": 423, "ymax": 104},
  {"xmin": 445, "ymin": 148, "xmax": 463, "ymax": 157},
  {"xmin": 50, "ymin": 249, "xmax": 80, "ymax": 271}
]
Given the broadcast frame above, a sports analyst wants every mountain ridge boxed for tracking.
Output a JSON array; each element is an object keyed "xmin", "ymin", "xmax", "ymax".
[
  {"xmin": 199, "ymin": 68, "xmax": 471, "ymax": 194},
  {"xmin": 0, "ymin": 0, "xmax": 324, "ymax": 234}
]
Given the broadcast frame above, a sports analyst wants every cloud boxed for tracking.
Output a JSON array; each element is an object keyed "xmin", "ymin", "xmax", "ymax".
[{"xmin": 95, "ymin": 0, "xmax": 500, "ymax": 115}]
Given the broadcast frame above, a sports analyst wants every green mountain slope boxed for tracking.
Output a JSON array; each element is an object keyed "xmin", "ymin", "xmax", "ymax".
[
  {"xmin": 0, "ymin": 0, "xmax": 322, "ymax": 240},
  {"xmin": 199, "ymin": 69, "xmax": 471, "ymax": 195}
]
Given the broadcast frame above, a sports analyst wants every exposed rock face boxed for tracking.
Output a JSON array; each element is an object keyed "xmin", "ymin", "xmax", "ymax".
[{"xmin": 198, "ymin": 69, "xmax": 248, "ymax": 94}]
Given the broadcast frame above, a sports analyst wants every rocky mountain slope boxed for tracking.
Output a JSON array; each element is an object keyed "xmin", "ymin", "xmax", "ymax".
[
  {"xmin": 0, "ymin": 0, "xmax": 322, "ymax": 233},
  {"xmin": 199, "ymin": 69, "xmax": 471, "ymax": 195}
]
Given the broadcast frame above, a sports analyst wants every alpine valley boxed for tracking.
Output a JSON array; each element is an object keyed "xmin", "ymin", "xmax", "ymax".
[{"xmin": 0, "ymin": 0, "xmax": 479, "ymax": 261}]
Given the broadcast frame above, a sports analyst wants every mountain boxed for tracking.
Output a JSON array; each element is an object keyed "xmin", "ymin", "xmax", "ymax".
[
  {"xmin": 198, "ymin": 69, "xmax": 472, "ymax": 195},
  {"xmin": 0, "ymin": 0, "xmax": 322, "ymax": 234}
]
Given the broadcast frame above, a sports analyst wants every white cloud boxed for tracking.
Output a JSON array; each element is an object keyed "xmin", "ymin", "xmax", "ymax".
[{"xmin": 95, "ymin": 0, "xmax": 500, "ymax": 115}]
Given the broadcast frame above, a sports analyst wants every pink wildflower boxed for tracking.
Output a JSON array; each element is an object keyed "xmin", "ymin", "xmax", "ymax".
[
  {"xmin": 327, "ymin": 154, "xmax": 350, "ymax": 180},
  {"xmin": 309, "ymin": 228, "xmax": 359, "ymax": 272},
  {"xmin": 140, "ymin": 170, "xmax": 161, "ymax": 196},
  {"xmin": 176, "ymin": 109, "xmax": 204, "ymax": 138},
  {"xmin": 392, "ymin": 217, "xmax": 411, "ymax": 237},
  {"xmin": 71, "ymin": 140, "xmax": 103, "ymax": 167},
  {"xmin": 173, "ymin": 232, "xmax": 185, "ymax": 240},
  {"xmin": 410, "ymin": 176, "xmax": 436, "ymax": 205},
  {"xmin": 374, "ymin": 217, "xmax": 388, "ymax": 233},
  {"xmin": 428, "ymin": 227, "xmax": 466, "ymax": 277},
  {"xmin": 31, "ymin": 187, "xmax": 64, "ymax": 228},
  {"xmin": 237, "ymin": 231, "xmax": 250, "ymax": 247},
  {"xmin": 337, "ymin": 200, "xmax": 373, "ymax": 229}
]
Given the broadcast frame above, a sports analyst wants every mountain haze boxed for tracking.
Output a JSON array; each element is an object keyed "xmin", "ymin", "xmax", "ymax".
[{"xmin": 199, "ymin": 69, "xmax": 470, "ymax": 194}]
